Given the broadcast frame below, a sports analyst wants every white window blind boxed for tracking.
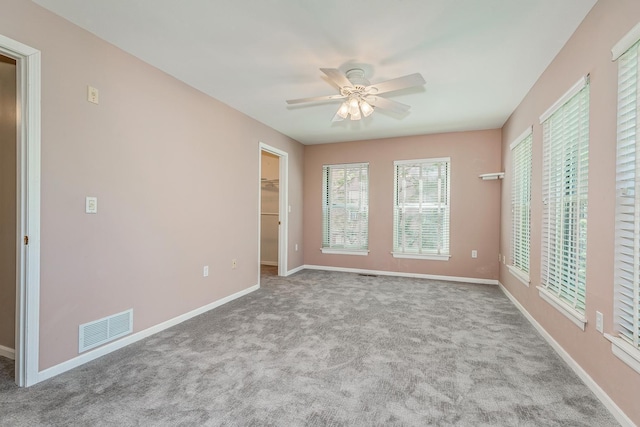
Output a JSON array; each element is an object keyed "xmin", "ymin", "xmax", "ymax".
[
  {"xmin": 322, "ymin": 163, "xmax": 369, "ymax": 253},
  {"xmin": 510, "ymin": 128, "xmax": 532, "ymax": 283},
  {"xmin": 392, "ymin": 158, "xmax": 450, "ymax": 258},
  {"xmin": 614, "ymin": 39, "xmax": 640, "ymax": 354},
  {"xmin": 540, "ymin": 79, "xmax": 589, "ymax": 319}
]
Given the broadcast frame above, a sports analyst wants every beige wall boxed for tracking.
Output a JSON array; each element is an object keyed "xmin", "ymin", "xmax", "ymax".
[
  {"xmin": 0, "ymin": 0, "xmax": 304, "ymax": 370},
  {"xmin": 0, "ymin": 55, "xmax": 16, "ymax": 351},
  {"xmin": 500, "ymin": 0, "xmax": 640, "ymax": 423},
  {"xmin": 304, "ymin": 130, "xmax": 502, "ymax": 280}
]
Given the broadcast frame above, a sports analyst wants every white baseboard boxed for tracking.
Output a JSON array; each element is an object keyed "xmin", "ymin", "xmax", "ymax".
[
  {"xmin": 302, "ymin": 264, "xmax": 499, "ymax": 285},
  {"xmin": 0, "ymin": 345, "xmax": 15, "ymax": 360},
  {"xmin": 260, "ymin": 261, "xmax": 278, "ymax": 266},
  {"xmin": 37, "ymin": 284, "xmax": 260, "ymax": 383},
  {"xmin": 286, "ymin": 264, "xmax": 305, "ymax": 276},
  {"xmin": 498, "ymin": 282, "xmax": 636, "ymax": 427}
]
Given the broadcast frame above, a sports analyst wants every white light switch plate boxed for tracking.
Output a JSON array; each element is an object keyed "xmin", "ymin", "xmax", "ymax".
[{"xmin": 85, "ymin": 196, "xmax": 98, "ymax": 214}]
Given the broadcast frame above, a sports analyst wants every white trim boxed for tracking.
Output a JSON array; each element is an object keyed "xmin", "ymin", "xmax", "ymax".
[
  {"xmin": 605, "ymin": 334, "xmax": 640, "ymax": 375},
  {"xmin": 500, "ymin": 283, "xmax": 636, "ymax": 427},
  {"xmin": 509, "ymin": 126, "xmax": 533, "ymax": 151},
  {"xmin": 286, "ymin": 264, "xmax": 305, "ymax": 276},
  {"xmin": 260, "ymin": 261, "xmax": 278, "ymax": 266},
  {"xmin": 478, "ymin": 172, "xmax": 504, "ymax": 181},
  {"xmin": 37, "ymin": 284, "xmax": 259, "ymax": 383},
  {"xmin": 507, "ymin": 265, "xmax": 530, "ymax": 287},
  {"xmin": 321, "ymin": 248, "xmax": 369, "ymax": 256},
  {"xmin": 259, "ymin": 142, "xmax": 288, "ymax": 277},
  {"xmin": 0, "ymin": 34, "xmax": 41, "ymax": 388},
  {"xmin": 394, "ymin": 156, "xmax": 450, "ymax": 165},
  {"xmin": 537, "ymin": 286, "xmax": 587, "ymax": 331},
  {"xmin": 612, "ymin": 22, "xmax": 640, "ymax": 61},
  {"xmin": 302, "ymin": 264, "xmax": 498, "ymax": 285},
  {"xmin": 391, "ymin": 252, "xmax": 450, "ymax": 261},
  {"xmin": 539, "ymin": 76, "xmax": 588, "ymax": 123},
  {"xmin": 0, "ymin": 345, "xmax": 15, "ymax": 360}
]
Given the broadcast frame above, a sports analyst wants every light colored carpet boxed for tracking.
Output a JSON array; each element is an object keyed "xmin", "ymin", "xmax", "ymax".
[{"xmin": 0, "ymin": 270, "xmax": 618, "ymax": 426}]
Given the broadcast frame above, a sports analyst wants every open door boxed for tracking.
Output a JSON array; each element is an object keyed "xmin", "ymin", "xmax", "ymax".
[
  {"xmin": 0, "ymin": 34, "xmax": 41, "ymax": 387},
  {"xmin": 258, "ymin": 143, "xmax": 288, "ymax": 279}
]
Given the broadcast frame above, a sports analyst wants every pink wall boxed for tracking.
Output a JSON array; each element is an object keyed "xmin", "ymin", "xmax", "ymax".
[
  {"xmin": 500, "ymin": 0, "xmax": 640, "ymax": 423},
  {"xmin": 304, "ymin": 130, "xmax": 502, "ymax": 281},
  {"xmin": 1, "ymin": 0, "xmax": 304, "ymax": 370}
]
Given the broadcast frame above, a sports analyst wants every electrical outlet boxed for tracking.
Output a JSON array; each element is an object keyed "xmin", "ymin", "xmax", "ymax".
[
  {"xmin": 498, "ymin": 253, "xmax": 501, "ymax": 261},
  {"xmin": 85, "ymin": 196, "xmax": 98, "ymax": 214},
  {"xmin": 232, "ymin": 259, "xmax": 237, "ymax": 269},
  {"xmin": 596, "ymin": 311, "xmax": 604, "ymax": 333},
  {"xmin": 87, "ymin": 85, "xmax": 99, "ymax": 104},
  {"xmin": 502, "ymin": 255, "xmax": 506, "ymax": 264},
  {"xmin": 203, "ymin": 266, "xmax": 209, "ymax": 277},
  {"xmin": 471, "ymin": 250, "xmax": 477, "ymax": 259},
  {"xmin": 295, "ymin": 244, "xmax": 298, "ymax": 251}
]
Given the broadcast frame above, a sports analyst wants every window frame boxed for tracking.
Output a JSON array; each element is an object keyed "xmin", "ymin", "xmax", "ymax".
[
  {"xmin": 508, "ymin": 127, "xmax": 533, "ymax": 286},
  {"xmin": 392, "ymin": 157, "xmax": 451, "ymax": 261},
  {"xmin": 538, "ymin": 76, "xmax": 590, "ymax": 330},
  {"xmin": 609, "ymin": 25, "xmax": 640, "ymax": 375},
  {"xmin": 321, "ymin": 162, "xmax": 369, "ymax": 255}
]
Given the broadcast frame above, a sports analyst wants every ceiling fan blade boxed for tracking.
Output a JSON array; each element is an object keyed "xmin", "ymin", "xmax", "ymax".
[
  {"xmin": 367, "ymin": 73, "xmax": 425, "ymax": 95},
  {"xmin": 366, "ymin": 96, "xmax": 411, "ymax": 114},
  {"xmin": 286, "ymin": 94, "xmax": 346, "ymax": 105},
  {"xmin": 320, "ymin": 68, "xmax": 353, "ymax": 89}
]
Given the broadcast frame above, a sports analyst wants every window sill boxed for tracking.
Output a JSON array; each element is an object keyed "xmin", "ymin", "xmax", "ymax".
[
  {"xmin": 507, "ymin": 265, "xmax": 530, "ymax": 287},
  {"xmin": 391, "ymin": 252, "xmax": 450, "ymax": 261},
  {"xmin": 321, "ymin": 248, "xmax": 369, "ymax": 256},
  {"xmin": 537, "ymin": 286, "xmax": 587, "ymax": 331},
  {"xmin": 605, "ymin": 334, "xmax": 640, "ymax": 375}
]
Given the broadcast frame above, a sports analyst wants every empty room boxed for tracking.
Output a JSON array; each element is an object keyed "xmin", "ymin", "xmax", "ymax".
[{"xmin": 1, "ymin": 0, "xmax": 639, "ymax": 425}]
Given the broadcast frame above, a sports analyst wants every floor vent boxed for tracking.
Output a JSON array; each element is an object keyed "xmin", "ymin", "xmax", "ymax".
[
  {"xmin": 78, "ymin": 309, "xmax": 133, "ymax": 353},
  {"xmin": 358, "ymin": 274, "xmax": 379, "ymax": 277}
]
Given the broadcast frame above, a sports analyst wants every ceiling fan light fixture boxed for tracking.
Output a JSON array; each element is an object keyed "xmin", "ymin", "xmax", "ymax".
[
  {"xmin": 348, "ymin": 97, "xmax": 360, "ymax": 116},
  {"xmin": 336, "ymin": 101, "xmax": 349, "ymax": 119},
  {"xmin": 360, "ymin": 100, "xmax": 374, "ymax": 117},
  {"xmin": 350, "ymin": 108, "xmax": 362, "ymax": 121}
]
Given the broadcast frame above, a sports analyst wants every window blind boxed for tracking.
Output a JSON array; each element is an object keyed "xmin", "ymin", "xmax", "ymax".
[
  {"xmin": 322, "ymin": 163, "xmax": 369, "ymax": 252},
  {"xmin": 540, "ymin": 80, "xmax": 589, "ymax": 315},
  {"xmin": 393, "ymin": 158, "xmax": 450, "ymax": 257},
  {"xmin": 510, "ymin": 129, "xmax": 532, "ymax": 281},
  {"xmin": 614, "ymin": 40, "xmax": 640, "ymax": 351}
]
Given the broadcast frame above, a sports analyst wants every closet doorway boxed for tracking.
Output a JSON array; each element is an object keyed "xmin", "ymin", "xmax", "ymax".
[{"xmin": 258, "ymin": 143, "xmax": 288, "ymax": 279}]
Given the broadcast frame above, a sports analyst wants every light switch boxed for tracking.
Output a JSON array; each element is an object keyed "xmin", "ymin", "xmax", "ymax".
[{"xmin": 85, "ymin": 196, "xmax": 98, "ymax": 214}]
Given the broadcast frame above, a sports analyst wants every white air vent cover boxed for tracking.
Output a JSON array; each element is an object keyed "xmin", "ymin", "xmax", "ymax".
[{"xmin": 79, "ymin": 309, "xmax": 133, "ymax": 353}]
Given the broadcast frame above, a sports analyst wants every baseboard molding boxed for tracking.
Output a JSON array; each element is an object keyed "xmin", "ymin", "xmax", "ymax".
[
  {"xmin": 286, "ymin": 264, "xmax": 305, "ymax": 276},
  {"xmin": 498, "ymin": 282, "xmax": 636, "ymax": 427},
  {"xmin": 302, "ymin": 264, "xmax": 499, "ymax": 285},
  {"xmin": 260, "ymin": 261, "xmax": 278, "ymax": 266},
  {"xmin": 37, "ymin": 284, "xmax": 260, "ymax": 384},
  {"xmin": 0, "ymin": 345, "xmax": 15, "ymax": 360}
]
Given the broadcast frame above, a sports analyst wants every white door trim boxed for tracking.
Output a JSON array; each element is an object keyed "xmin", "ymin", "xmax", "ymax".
[
  {"xmin": 258, "ymin": 142, "xmax": 288, "ymax": 277},
  {"xmin": 0, "ymin": 34, "xmax": 41, "ymax": 387}
]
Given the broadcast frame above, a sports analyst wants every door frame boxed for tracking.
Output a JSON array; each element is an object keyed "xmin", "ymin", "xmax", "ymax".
[
  {"xmin": 258, "ymin": 142, "xmax": 288, "ymax": 277},
  {"xmin": 0, "ymin": 34, "xmax": 41, "ymax": 387}
]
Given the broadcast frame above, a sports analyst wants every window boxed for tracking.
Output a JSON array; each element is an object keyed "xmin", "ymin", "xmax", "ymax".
[
  {"xmin": 612, "ymin": 28, "xmax": 640, "ymax": 374},
  {"xmin": 539, "ymin": 77, "xmax": 589, "ymax": 329},
  {"xmin": 322, "ymin": 163, "xmax": 369, "ymax": 255},
  {"xmin": 392, "ymin": 158, "xmax": 450, "ymax": 260},
  {"xmin": 508, "ymin": 127, "xmax": 533, "ymax": 286}
]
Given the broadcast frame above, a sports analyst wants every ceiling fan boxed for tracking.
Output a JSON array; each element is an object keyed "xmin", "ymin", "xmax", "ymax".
[{"xmin": 286, "ymin": 68, "xmax": 426, "ymax": 121}]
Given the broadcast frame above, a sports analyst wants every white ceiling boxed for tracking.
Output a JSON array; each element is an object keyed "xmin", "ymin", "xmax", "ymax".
[{"xmin": 33, "ymin": 0, "xmax": 597, "ymax": 145}]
